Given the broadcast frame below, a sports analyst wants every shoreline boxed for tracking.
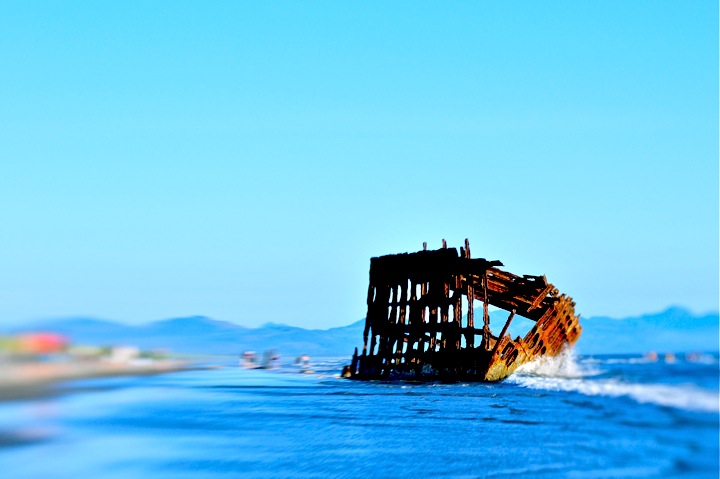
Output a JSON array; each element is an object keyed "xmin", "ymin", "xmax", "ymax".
[{"xmin": 0, "ymin": 359, "xmax": 199, "ymax": 401}]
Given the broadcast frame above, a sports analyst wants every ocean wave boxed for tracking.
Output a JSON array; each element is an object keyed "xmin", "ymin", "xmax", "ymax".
[
  {"xmin": 508, "ymin": 350, "xmax": 719, "ymax": 413},
  {"xmin": 514, "ymin": 348, "xmax": 604, "ymax": 378},
  {"xmin": 587, "ymin": 354, "xmax": 719, "ymax": 366}
]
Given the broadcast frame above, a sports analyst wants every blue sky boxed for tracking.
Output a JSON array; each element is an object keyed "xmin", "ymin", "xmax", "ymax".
[{"xmin": 0, "ymin": 1, "xmax": 717, "ymax": 328}]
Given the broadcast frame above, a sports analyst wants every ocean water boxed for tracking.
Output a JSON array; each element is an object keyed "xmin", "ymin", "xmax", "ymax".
[{"xmin": 0, "ymin": 352, "xmax": 718, "ymax": 479}]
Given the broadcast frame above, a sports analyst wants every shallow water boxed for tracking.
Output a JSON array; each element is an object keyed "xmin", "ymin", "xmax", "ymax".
[{"xmin": 1, "ymin": 353, "xmax": 718, "ymax": 478}]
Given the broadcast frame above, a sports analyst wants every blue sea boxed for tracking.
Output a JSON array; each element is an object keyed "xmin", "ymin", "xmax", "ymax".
[{"xmin": 1, "ymin": 351, "xmax": 718, "ymax": 478}]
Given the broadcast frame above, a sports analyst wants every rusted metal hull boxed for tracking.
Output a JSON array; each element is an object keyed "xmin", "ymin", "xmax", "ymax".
[{"xmin": 344, "ymin": 240, "xmax": 581, "ymax": 382}]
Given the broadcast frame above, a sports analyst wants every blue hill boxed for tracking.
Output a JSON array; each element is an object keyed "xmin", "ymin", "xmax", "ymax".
[
  {"xmin": 5, "ymin": 307, "xmax": 717, "ymax": 358},
  {"xmin": 575, "ymin": 307, "xmax": 719, "ymax": 355}
]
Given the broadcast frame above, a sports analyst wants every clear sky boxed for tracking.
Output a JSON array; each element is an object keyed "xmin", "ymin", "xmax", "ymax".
[{"xmin": 0, "ymin": 1, "xmax": 717, "ymax": 328}]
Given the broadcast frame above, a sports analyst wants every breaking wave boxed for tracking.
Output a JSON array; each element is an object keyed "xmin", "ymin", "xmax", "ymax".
[
  {"xmin": 513, "ymin": 348, "xmax": 603, "ymax": 378},
  {"xmin": 507, "ymin": 349, "xmax": 719, "ymax": 413}
]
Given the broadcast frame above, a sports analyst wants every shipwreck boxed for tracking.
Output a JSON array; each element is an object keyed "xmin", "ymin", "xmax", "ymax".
[{"xmin": 344, "ymin": 239, "xmax": 581, "ymax": 382}]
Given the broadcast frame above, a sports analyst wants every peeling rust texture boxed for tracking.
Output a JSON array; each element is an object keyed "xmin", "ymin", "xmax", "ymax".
[{"xmin": 345, "ymin": 240, "xmax": 582, "ymax": 382}]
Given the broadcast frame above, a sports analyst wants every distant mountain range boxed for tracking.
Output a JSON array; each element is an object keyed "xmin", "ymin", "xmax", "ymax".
[
  {"xmin": 576, "ymin": 307, "xmax": 718, "ymax": 355},
  {"xmin": 5, "ymin": 307, "xmax": 718, "ymax": 358},
  {"xmin": 6, "ymin": 316, "xmax": 366, "ymax": 358}
]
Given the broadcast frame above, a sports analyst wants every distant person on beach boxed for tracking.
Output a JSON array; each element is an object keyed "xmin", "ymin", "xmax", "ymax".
[
  {"xmin": 262, "ymin": 350, "xmax": 280, "ymax": 369},
  {"xmin": 240, "ymin": 351, "xmax": 259, "ymax": 369},
  {"xmin": 294, "ymin": 354, "xmax": 313, "ymax": 373}
]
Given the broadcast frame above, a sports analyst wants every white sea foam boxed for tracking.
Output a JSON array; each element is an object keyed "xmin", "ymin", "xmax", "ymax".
[
  {"xmin": 508, "ymin": 349, "xmax": 720, "ymax": 413},
  {"xmin": 513, "ymin": 348, "xmax": 603, "ymax": 378}
]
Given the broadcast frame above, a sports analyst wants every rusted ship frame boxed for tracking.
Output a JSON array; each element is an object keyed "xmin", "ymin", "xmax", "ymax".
[{"xmin": 345, "ymin": 240, "xmax": 581, "ymax": 382}]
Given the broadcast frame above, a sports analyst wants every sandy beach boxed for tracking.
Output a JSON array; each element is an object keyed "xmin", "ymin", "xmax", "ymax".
[{"xmin": 0, "ymin": 359, "xmax": 192, "ymax": 401}]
